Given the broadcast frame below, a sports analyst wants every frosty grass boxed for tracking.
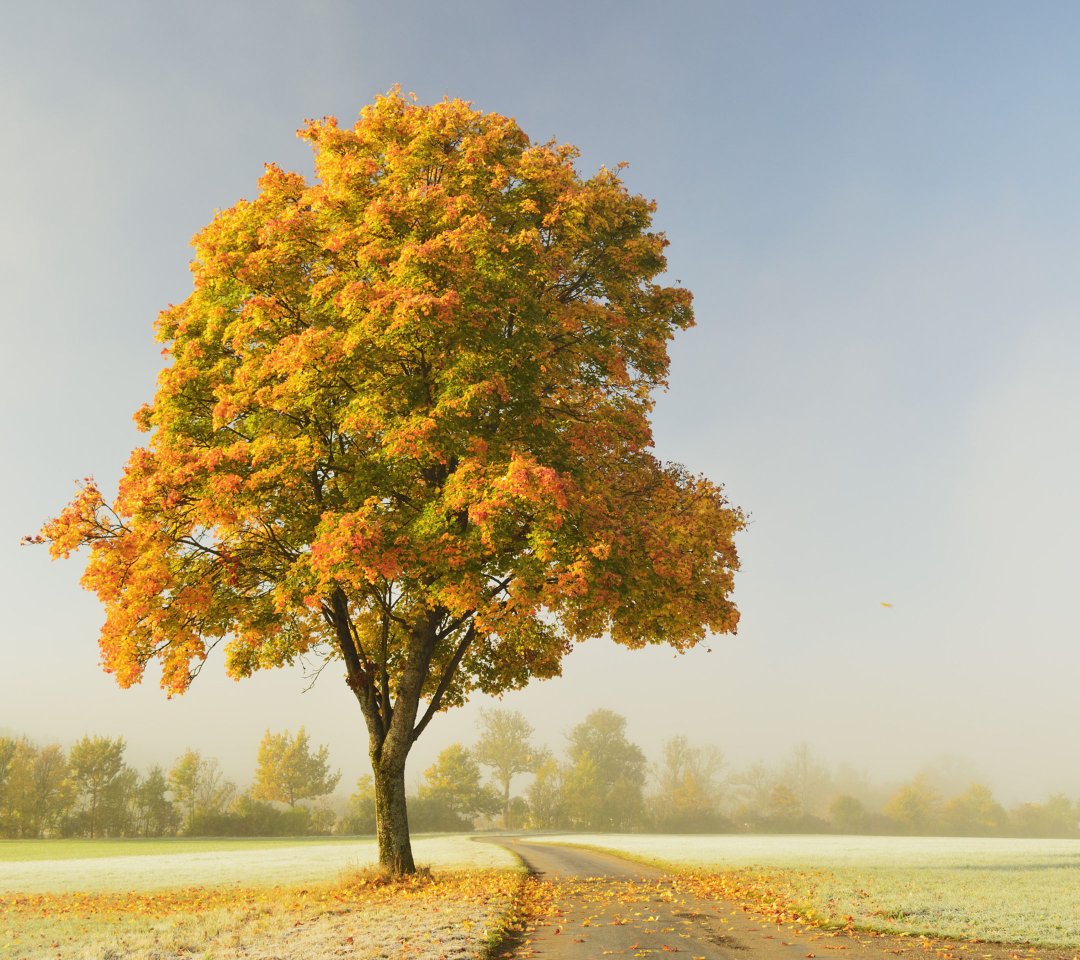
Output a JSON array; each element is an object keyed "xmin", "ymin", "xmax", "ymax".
[
  {"xmin": 0, "ymin": 834, "xmax": 515, "ymax": 892},
  {"xmin": 532, "ymin": 833, "xmax": 1080, "ymax": 948},
  {"xmin": 1, "ymin": 835, "xmax": 521, "ymax": 960}
]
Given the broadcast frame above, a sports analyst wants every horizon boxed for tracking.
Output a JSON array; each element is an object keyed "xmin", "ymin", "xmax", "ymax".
[{"xmin": 4, "ymin": 2, "xmax": 1080, "ymax": 814}]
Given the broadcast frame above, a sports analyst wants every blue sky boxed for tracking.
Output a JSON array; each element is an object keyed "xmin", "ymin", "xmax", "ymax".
[{"xmin": 3, "ymin": 1, "xmax": 1080, "ymax": 802}]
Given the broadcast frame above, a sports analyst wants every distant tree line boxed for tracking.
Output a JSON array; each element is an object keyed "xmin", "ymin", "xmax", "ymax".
[
  {"xmin": 344, "ymin": 708, "xmax": 1080, "ymax": 839},
  {"xmin": 4, "ymin": 712, "xmax": 1078, "ymax": 840},
  {"xmin": 0, "ymin": 728, "xmax": 339, "ymax": 839}
]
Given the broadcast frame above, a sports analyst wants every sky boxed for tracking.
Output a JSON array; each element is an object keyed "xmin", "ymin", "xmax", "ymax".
[{"xmin": 3, "ymin": 0, "xmax": 1080, "ymax": 806}]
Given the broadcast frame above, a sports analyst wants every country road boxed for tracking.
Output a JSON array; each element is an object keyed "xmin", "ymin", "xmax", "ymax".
[
  {"xmin": 485, "ymin": 837, "xmax": 846, "ymax": 960},
  {"xmin": 482, "ymin": 838, "xmax": 1036, "ymax": 960}
]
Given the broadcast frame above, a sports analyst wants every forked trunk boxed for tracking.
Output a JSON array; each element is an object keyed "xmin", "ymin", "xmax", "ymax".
[
  {"xmin": 374, "ymin": 757, "xmax": 415, "ymax": 875},
  {"xmin": 340, "ymin": 603, "xmax": 447, "ymax": 877}
]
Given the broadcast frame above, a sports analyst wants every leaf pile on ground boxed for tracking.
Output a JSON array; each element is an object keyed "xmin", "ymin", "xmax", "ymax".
[{"xmin": 0, "ymin": 867, "xmax": 524, "ymax": 960}]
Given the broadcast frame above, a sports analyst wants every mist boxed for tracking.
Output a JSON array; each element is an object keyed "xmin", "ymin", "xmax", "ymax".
[
  {"xmin": 5, "ymin": 1, "xmax": 1080, "ymax": 824},
  {"xmin": 4, "ymin": 628, "xmax": 1076, "ymax": 813}
]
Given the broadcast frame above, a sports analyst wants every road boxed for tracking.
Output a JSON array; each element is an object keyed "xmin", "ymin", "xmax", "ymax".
[{"xmin": 485, "ymin": 838, "xmax": 928, "ymax": 960}]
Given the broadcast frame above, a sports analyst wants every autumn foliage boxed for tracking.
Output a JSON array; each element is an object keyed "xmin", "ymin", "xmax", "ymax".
[{"xmin": 32, "ymin": 89, "xmax": 743, "ymax": 872}]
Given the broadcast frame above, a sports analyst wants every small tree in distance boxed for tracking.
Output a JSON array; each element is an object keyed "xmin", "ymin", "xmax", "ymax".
[
  {"xmin": 1, "ymin": 740, "xmax": 70, "ymax": 838},
  {"xmin": 415, "ymin": 743, "xmax": 498, "ymax": 829},
  {"xmin": 67, "ymin": 735, "xmax": 128, "ymax": 839},
  {"xmin": 525, "ymin": 755, "xmax": 564, "ymax": 829},
  {"xmin": 132, "ymin": 765, "xmax": 177, "ymax": 836},
  {"xmin": 168, "ymin": 749, "xmax": 234, "ymax": 834},
  {"xmin": 883, "ymin": 774, "xmax": 941, "ymax": 835},
  {"xmin": 474, "ymin": 708, "xmax": 538, "ymax": 829},
  {"xmin": 252, "ymin": 728, "xmax": 340, "ymax": 808},
  {"xmin": 829, "ymin": 794, "xmax": 870, "ymax": 834},
  {"xmin": 650, "ymin": 735, "xmax": 727, "ymax": 832},
  {"xmin": 29, "ymin": 89, "xmax": 743, "ymax": 874},
  {"xmin": 563, "ymin": 709, "xmax": 647, "ymax": 830},
  {"xmin": 340, "ymin": 775, "xmax": 377, "ymax": 835}
]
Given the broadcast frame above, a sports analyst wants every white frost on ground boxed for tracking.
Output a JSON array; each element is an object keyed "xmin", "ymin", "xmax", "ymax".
[
  {"xmin": 0, "ymin": 835, "xmax": 516, "ymax": 893},
  {"xmin": 529, "ymin": 832, "xmax": 1080, "ymax": 868},
  {"xmin": 132, "ymin": 897, "xmax": 507, "ymax": 960},
  {"xmin": 530, "ymin": 833, "xmax": 1080, "ymax": 947},
  {"xmin": 229, "ymin": 899, "xmax": 502, "ymax": 960}
]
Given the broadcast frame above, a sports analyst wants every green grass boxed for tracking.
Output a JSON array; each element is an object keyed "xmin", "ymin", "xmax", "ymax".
[{"xmin": 0, "ymin": 834, "xmax": 357, "ymax": 862}]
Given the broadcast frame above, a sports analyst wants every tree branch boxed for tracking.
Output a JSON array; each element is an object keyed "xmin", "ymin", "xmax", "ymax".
[
  {"xmin": 328, "ymin": 587, "xmax": 385, "ymax": 742},
  {"xmin": 412, "ymin": 622, "xmax": 476, "ymax": 743}
]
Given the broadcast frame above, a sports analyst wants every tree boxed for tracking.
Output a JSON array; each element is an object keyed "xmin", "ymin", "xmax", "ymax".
[
  {"xmin": 563, "ymin": 709, "xmax": 647, "ymax": 830},
  {"xmin": 525, "ymin": 754, "xmax": 563, "ymax": 829},
  {"xmin": 417, "ymin": 743, "xmax": 499, "ymax": 828},
  {"xmin": 67, "ymin": 735, "xmax": 129, "ymax": 838},
  {"xmin": 110, "ymin": 766, "xmax": 140, "ymax": 837},
  {"xmin": 3, "ymin": 741, "xmax": 71, "ymax": 837},
  {"xmin": 30, "ymin": 89, "xmax": 743, "ymax": 874},
  {"xmin": 650, "ymin": 735, "xmax": 727, "ymax": 832},
  {"xmin": 252, "ymin": 728, "xmax": 340, "ymax": 807},
  {"xmin": 339, "ymin": 775, "xmax": 377, "ymax": 835},
  {"xmin": 941, "ymin": 783, "xmax": 1007, "ymax": 837},
  {"xmin": 729, "ymin": 761, "xmax": 777, "ymax": 829},
  {"xmin": 132, "ymin": 765, "xmax": 177, "ymax": 836},
  {"xmin": 883, "ymin": 774, "xmax": 941, "ymax": 835},
  {"xmin": 766, "ymin": 784, "xmax": 802, "ymax": 827},
  {"xmin": 474, "ymin": 708, "xmax": 538, "ymax": 829},
  {"xmin": 1010, "ymin": 794, "xmax": 1079, "ymax": 838},
  {"xmin": 0, "ymin": 737, "xmax": 17, "ymax": 836},
  {"xmin": 168, "ymin": 750, "xmax": 201, "ymax": 830},
  {"xmin": 781, "ymin": 743, "xmax": 832, "ymax": 819},
  {"xmin": 829, "ymin": 794, "xmax": 870, "ymax": 834},
  {"xmin": 223, "ymin": 791, "xmax": 313, "ymax": 835},
  {"xmin": 168, "ymin": 750, "xmax": 234, "ymax": 833}
]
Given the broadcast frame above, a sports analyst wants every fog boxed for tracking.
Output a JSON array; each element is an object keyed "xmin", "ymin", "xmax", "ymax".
[
  {"xmin": 4, "ymin": 2, "xmax": 1080, "ymax": 813},
  {"xmin": 4, "ymin": 623, "xmax": 1076, "ymax": 810}
]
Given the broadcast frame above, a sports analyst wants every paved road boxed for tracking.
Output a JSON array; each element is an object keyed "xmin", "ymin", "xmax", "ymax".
[{"xmin": 485, "ymin": 838, "xmax": 898, "ymax": 960}]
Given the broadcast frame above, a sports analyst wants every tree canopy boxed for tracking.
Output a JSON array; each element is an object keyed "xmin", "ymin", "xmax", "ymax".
[{"xmin": 32, "ymin": 89, "xmax": 743, "ymax": 872}]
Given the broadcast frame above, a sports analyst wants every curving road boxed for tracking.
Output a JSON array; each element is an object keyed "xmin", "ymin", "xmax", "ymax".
[
  {"xmin": 483, "ymin": 837, "xmax": 977, "ymax": 960},
  {"xmin": 484, "ymin": 837, "xmax": 833, "ymax": 959}
]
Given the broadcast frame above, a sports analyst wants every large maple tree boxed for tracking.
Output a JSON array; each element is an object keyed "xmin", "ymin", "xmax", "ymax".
[{"xmin": 32, "ymin": 90, "xmax": 743, "ymax": 873}]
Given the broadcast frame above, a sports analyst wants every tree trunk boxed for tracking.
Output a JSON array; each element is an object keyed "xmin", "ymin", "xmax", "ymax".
[
  {"xmin": 339, "ymin": 602, "xmax": 446, "ymax": 877},
  {"xmin": 373, "ymin": 754, "xmax": 415, "ymax": 875},
  {"xmin": 503, "ymin": 780, "xmax": 512, "ymax": 830}
]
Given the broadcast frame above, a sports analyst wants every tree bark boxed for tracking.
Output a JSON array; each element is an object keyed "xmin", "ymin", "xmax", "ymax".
[
  {"xmin": 373, "ymin": 754, "xmax": 415, "ymax": 875},
  {"xmin": 333, "ymin": 591, "xmax": 472, "ymax": 875},
  {"xmin": 360, "ymin": 608, "xmax": 442, "ymax": 875}
]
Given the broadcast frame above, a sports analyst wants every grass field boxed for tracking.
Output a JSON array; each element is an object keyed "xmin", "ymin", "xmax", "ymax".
[
  {"xmin": 0, "ymin": 834, "xmax": 523, "ymax": 959},
  {"xmin": 0, "ymin": 835, "xmax": 358, "ymax": 862},
  {"xmin": 9, "ymin": 833, "xmax": 1080, "ymax": 954},
  {"xmin": 532, "ymin": 834, "xmax": 1080, "ymax": 948},
  {"xmin": 0, "ymin": 833, "xmax": 516, "ymax": 893}
]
